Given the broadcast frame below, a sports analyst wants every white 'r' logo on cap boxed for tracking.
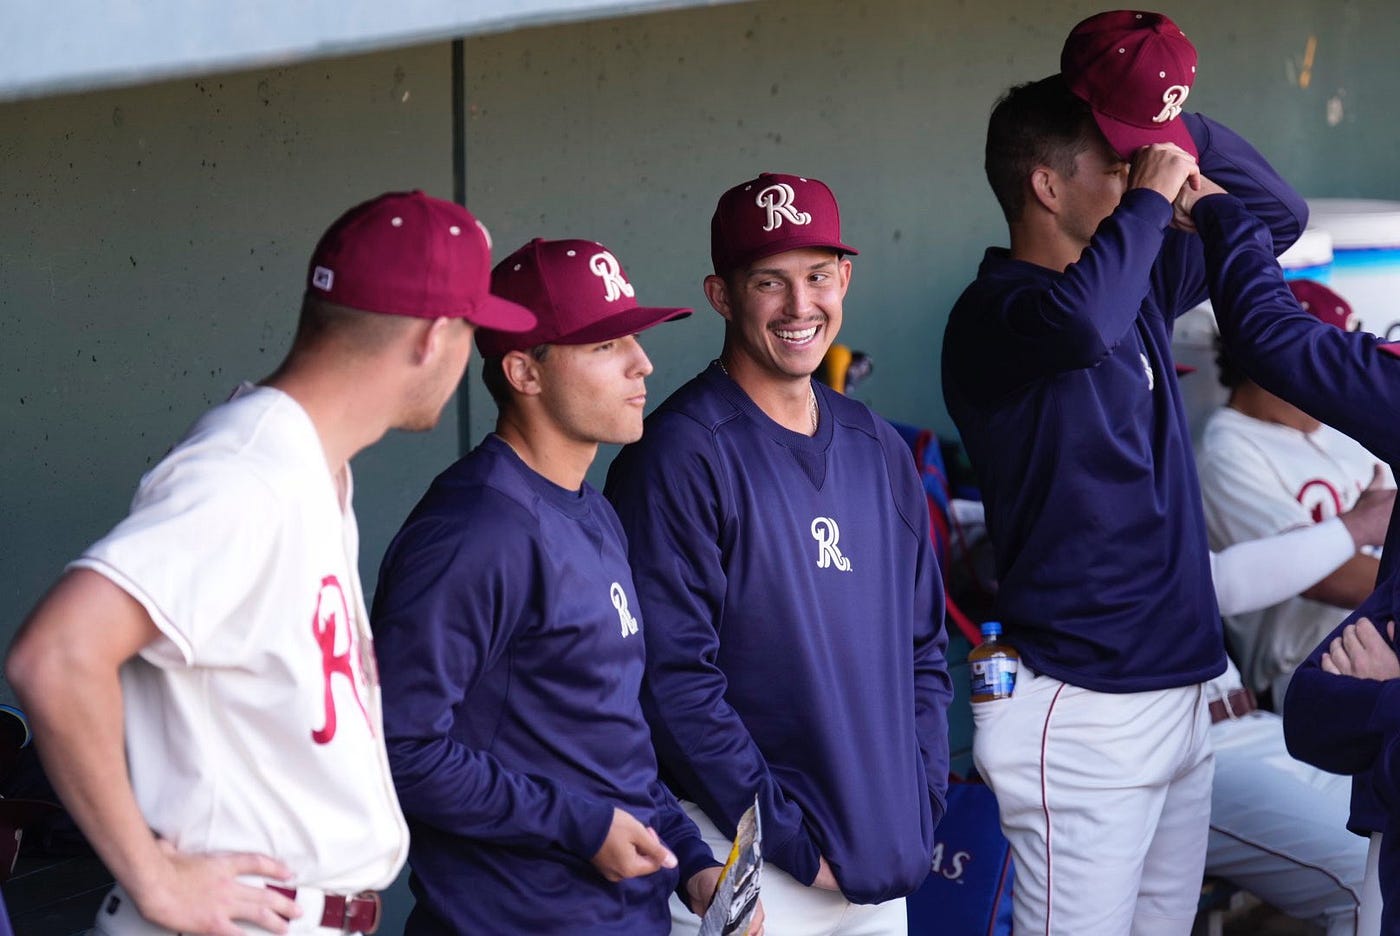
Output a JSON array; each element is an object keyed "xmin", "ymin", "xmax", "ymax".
[
  {"xmin": 1153, "ymin": 85, "xmax": 1190, "ymax": 124},
  {"xmin": 589, "ymin": 251, "xmax": 636, "ymax": 303},
  {"xmin": 756, "ymin": 183, "xmax": 812, "ymax": 232}
]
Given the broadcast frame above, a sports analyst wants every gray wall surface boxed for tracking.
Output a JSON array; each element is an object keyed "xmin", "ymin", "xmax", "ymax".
[
  {"xmin": 1, "ymin": 46, "xmax": 460, "ymax": 674},
  {"xmin": 459, "ymin": 0, "xmax": 1400, "ymax": 478}
]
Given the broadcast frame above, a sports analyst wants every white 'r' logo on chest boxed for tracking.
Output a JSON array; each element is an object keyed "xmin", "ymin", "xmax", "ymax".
[
  {"xmin": 589, "ymin": 251, "xmax": 636, "ymax": 303},
  {"xmin": 610, "ymin": 582, "xmax": 639, "ymax": 637},
  {"xmin": 811, "ymin": 517, "xmax": 852, "ymax": 572},
  {"xmin": 1153, "ymin": 85, "xmax": 1190, "ymax": 124},
  {"xmin": 756, "ymin": 183, "xmax": 813, "ymax": 232},
  {"xmin": 1140, "ymin": 352, "xmax": 1155, "ymax": 391}
]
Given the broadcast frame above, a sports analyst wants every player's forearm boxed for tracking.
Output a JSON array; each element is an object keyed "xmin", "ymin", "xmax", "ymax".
[
  {"xmin": 8, "ymin": 624, "xmax": 168, "ymax": 903},
  {"xmin": 1187, "ymin": 113, "xmax": 1308, "ymax": 253},
  {"xmin": 1301, "ymin": 554, "xmax": 1381, "ymax": 609},
  {"xmin": 1011, "ymin": 191, "xmax": 1170, "ymax": 371},
  {"xmin": 1197, "ymin": 195, "xmax": 1400, "ymax": 465},
  {"xmin": 385, "ymin": 736, "xmax": 613, "ymax": 858},
  {"xmin": 1283, "ymin": 619, "xmax": 1400, "ymax": 774},
  {"xmin": 641, "ymin": 677, "xmax": 820, "ymax": 883}
]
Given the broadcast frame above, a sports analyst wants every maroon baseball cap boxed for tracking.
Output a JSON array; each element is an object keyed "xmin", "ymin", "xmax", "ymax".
[
  {"xmin": 476, "ymin": 238, "xmax": 691, "ymax": 357},
  {"xmin": 1061, "ymin": 11, "xmax": 1198, "ymax": 160},
  {"xmin": 710, "ymin": 172, "xmax": 859, "ymax": 275},
  {"xmin": 306, "ymin": 190, "xmax": 537, "ymax": 332},
  {"xmin": 1289, "ymin": 279, "xmax": 1358, "ymax": 332}
]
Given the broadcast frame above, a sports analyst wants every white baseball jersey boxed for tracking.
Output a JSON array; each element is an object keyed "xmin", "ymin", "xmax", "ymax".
[
  {"xmin": 71, "ymin": 385, "xmax": 408, "ymax": 893},
  {"xmin": 1197, "ymin": 406, "xmax": 1391, "ymax": 701}
]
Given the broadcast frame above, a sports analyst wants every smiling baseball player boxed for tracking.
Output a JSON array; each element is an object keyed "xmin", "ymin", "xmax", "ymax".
[{"xmin": 606, "ymin": 172, "xmax": 952, "ymax": 935}]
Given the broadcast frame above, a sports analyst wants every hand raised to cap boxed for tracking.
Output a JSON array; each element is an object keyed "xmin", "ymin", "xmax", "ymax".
[{"xmin": 1127, "ymin": 142, "xmax": 1200, "ymax": 205}]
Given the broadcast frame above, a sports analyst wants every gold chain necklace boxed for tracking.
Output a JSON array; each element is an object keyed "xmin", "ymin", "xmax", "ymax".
[{"xmin": 714, "ymin": 358, "xmax": 819, "ymax": 432}]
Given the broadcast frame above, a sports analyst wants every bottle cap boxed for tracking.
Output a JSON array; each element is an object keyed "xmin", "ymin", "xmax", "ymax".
[{"xmin": 980, "ymin": 621, "xmax": 1002, "ymax": 638}]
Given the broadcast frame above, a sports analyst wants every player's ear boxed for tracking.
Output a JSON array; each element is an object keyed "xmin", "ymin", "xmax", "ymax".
[
  {"xmin": 704, "ymin": 274, "xmax": 734, "ymax": 322},
  {"xmin": 501, "ymin": 348, "xmax": 544, "ymax": 397},
  {"xmin": 1029, "ymin": 166, "xmax": 1059, "ymax": 215},
  {"xmin": 413, "ymin": 317, "xmax": 455, "ymax": 365}
]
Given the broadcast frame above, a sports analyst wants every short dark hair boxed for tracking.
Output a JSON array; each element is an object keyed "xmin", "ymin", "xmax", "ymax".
[
  {"xmin": 480, "ymin": 344, "xmax": 551, "ymax": 409},
  {"xmin": 984, "ymin": 74, "xmax": 1100, "ymax": 223},
  {"xmin": 293, "ymin": 295, "xmax": 409, "ymax": 354}
]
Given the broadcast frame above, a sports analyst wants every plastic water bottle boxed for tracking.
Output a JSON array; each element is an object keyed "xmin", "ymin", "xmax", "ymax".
[{"xmin": 969, "ymin": 621, "xmax": 1019, "ymax": 703}]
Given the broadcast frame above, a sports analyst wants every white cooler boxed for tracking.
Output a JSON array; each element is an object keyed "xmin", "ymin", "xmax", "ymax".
[{"xmin": 1305, "ymin": 198, "xmax": 1400, "ymax": 339}]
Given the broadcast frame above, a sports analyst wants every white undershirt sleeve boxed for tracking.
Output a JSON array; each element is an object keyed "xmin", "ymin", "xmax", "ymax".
[{"xmin": 1209, "ymin": 516, "xmax": 1355, "ymax": 617}]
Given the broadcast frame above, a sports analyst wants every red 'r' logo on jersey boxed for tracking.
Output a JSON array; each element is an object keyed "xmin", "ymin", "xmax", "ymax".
[
  {"xmin": 1296, "ymin": 478, "xmax": 1344, "ymax": 525},
  {"xmin": 310, "ymin": 575, "xmax": 370, "ymax": 745}
]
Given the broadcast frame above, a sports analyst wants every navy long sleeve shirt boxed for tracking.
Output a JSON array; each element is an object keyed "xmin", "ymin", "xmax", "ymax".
[
  {"xmin": 1192, "ymin": 191, "xmax": 1400, "ymax": 934},
  {"xmin": 941, "ymin": 113, "xmax": 1307, "ymax": 692},
  {"xmin": 606, "ymin": 369, "xmax": 952, "ymax": 904},
  {"xmin": 372, "ymin": 436, "xmax": 715, "ymax": 935}
]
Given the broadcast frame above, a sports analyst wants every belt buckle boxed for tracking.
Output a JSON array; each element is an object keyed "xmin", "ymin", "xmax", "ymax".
[{"xmin": 345, "ymin": 891, "xmax": 382, "ymax": 935}]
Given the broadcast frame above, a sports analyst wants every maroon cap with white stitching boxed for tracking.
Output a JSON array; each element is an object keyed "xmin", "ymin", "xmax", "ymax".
[
  {"xmin": 1061, "ymin": 11, "xmax": 1199, "ymax": 160},
  {"xmin": 476, "ymin": 238, "xmax": 691, "ymax": 357},
  {"xmin": 1289, "ymin": 279, "xmax": 1358, "ymax": 332},
  {"xmin": 306, "ymin": 190, "xmax": 536, "ymax": 331},
  {"xmin": 710, "ymin": 172, "xmax": 859, "ymax": 275}
]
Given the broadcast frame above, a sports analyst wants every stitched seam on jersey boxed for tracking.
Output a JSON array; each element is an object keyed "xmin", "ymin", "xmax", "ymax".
[
  {"xmin": 1207, "ymin": 824, "xmax": 1363, "ymax": 906},
  {"xmin": 1040, "ymin": 682, "xmax": 1066, "ymax": 936}
]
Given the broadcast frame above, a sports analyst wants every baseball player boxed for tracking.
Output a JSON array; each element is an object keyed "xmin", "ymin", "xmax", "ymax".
[
  {"xmin": 939, "ymin": 11, "xmax": 1307, "ymax": 933},
  {"xmin": 4, "ymin": 191, "xmax": 536, "ymax": 935},
  {"xmin": 605, "ymin": 172, "xmax": 952, "ymax": 935},
  {"xmin": 1204, "ymin": 489, "xmax": 1391, "ymax": 936},
  {"xmin": 369, "ymin": 237, "xmax": 755, "ymax": 935},
  {"xmin": 1177, "ymin": 178, "xmax": 1400, "ymax": 935},
  {"xmin": 1198, "ymin": 279, "xmax": 1392, "ymax": 706}
]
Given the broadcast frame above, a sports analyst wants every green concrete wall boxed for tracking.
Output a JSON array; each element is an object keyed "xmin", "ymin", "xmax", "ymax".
[
  {"xmin": 460, "ymin": 0, "xmax": 1400, "ymax": 485},
  {"xmin": 1, "ymin": 48, "xmax": 460, "ymax": 666}
]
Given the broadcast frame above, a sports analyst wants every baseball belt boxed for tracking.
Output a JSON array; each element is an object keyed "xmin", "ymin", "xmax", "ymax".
[
  {"xmin": 1207, "ymin": 687, "xmax": 1258, "ymax": 724},
  {"xmin": 269, "ymin": 885, "xmax": 382, "ymax": 934}
]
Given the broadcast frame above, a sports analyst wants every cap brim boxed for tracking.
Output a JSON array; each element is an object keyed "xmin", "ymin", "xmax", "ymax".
[
  {"xmin": 476, "ymin": 304, "xmax": 692, "ymax": 358},
  {"xmin": 1092, "ymin": 109, "xmax": 1198, "ymax": 161},
  {"xmin": 465, "ymin": 293, "xmax": 539, "ymax": 333},
  {"xmin": 554, "ymin": 305, "xmax": 693, "ymax": 346},
  {"xmin": 1173, "ymin": 363, "xmax": 1197, "ymax": 376},
  {"xmin": 723, "ymin": 237, "xmax": 860, "ymax": 274}
]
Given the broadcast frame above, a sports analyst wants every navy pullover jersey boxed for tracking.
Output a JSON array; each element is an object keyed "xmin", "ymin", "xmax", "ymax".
[
  {"xmin": 606, "ymin": 367, "xmax": 952, "ymax": 905},
  {"xmin": 941, "ymin": 113, "xmax": 1307, "ymax": 692},
  {"xmin": 372, "ymin": 436, "xmax": 714, "ymax": 935},
  {"xmin": 1191, "ymin": 194, "xmax": 1400, "ymax": 932}
]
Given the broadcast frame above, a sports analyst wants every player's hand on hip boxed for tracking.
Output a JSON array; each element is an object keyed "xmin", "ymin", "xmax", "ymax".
[
  {"xmin": 133, "ymin": 839, "xmax": 299, "ymax": 935},
  {"xmin": 1341, "ymin": 466, "xmax": 1396, "ymax": 550},
  {"xmin": 590, "ymin": 808, "xmax": 678, "ymax": 882},
  {"xmin": 1127, "ymin": 142, "xmax": 1199, "ymax": 206},
  {"xmin": 1322, "ymin": 617, "xmax": 1400, "ymax": 680},
  {"xmin": 811, "ymin": 855, "xmax": 840, "ymax": 891}
]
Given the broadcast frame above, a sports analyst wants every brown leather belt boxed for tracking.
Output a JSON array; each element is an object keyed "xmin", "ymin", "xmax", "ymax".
[
  {"xmin": 268, "ymin": 886, "xmax": 382, "ymax": 934},
  {"xmin": 1208, "ymin": 687, "xmax": 1258, "ymax": 724}
]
